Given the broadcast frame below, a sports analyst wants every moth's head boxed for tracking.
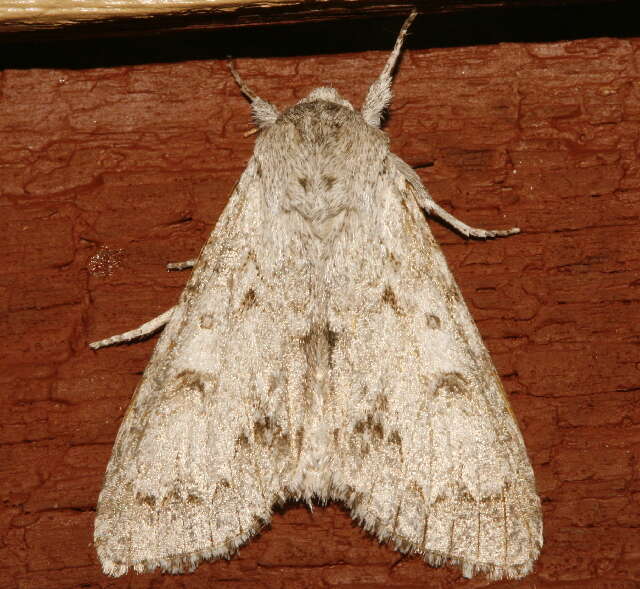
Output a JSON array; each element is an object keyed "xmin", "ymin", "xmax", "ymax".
[
  {"xmin": 231, "ymin": 11, "xmax": 417, "ymax": 129},
  {"xmin": 299, "ymin": 87, "xmax": 354, "ymax": 110}
]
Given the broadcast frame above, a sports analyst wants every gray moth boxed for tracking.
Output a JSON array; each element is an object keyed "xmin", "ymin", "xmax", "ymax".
[{"xmin": 90, "ymin": 11, "xmax": 542, "ymax": 581}]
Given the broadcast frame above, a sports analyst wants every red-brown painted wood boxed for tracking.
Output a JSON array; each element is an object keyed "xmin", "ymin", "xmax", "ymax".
[{"xmin": 1, "ymin": 19, "xmax": 639, "ymax": 589}]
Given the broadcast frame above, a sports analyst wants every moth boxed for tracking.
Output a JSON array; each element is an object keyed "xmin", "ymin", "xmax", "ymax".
[{"xmin": 90, "ymin": 11, "xmax": 542, "ymax": 581}]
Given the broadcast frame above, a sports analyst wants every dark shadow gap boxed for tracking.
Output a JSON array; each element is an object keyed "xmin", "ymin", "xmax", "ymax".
[{"xmin": 0, "ymin": 1, "xmax": 639, "ymax": 69}]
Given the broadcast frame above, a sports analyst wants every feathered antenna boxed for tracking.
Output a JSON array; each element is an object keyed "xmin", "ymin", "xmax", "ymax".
[
  {"xmin": 361, "ymin": 10, "xmax": 418, "ymax": 127},
  {"xmin": 228, "ymin": 58, "xmax": 280, "ymax": 128}
]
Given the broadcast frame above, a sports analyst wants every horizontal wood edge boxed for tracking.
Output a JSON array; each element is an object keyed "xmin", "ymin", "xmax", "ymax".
[{"xmin": 0, "ymin": 0, "xmax": 621, "ymax": 38}]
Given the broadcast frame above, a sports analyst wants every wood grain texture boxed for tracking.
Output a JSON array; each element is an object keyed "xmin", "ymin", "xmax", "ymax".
[
  {"xmin": 1, "ymin": 13, "xmax": 639, "ymax": 589},
  {"xmin": 0, "ymin": 0, "xmax": 631, "ymax": 37}
]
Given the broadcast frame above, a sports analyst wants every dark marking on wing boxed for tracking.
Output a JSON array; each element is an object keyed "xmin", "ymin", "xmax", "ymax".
[
  {"xmin": 136, "ymin": 494, "xmax": 156, "ymax": 508},
  {"xmin": 379, "ymin": 158, "xmax": 389, "ymax": 177},
  {"xmin": 161, "ymin": 490, "xmax": 182, "ymax": 505},
  {"xmin": 253, "ymin": 415, "xmax": 290, "ymax": 454},
  {"xmin": 388, "ymin": 430, "xmax": 402, "ymax": 447},
  {"xmin": 375, "ymin": 393, "xmax": 389, "ymax": 413},
  {"xmin": 212, "ymin": 479, "xmax": 231, "ymax": 499},
  {"xmin": 184, "ymin": 282, "xmax": 200, "ymax": 297},
  {"xmin": 199, "ymin": 313, "xmax": 216, "ymax": 329},
  {"xmin": 299, "ymin": 323, "xmax": 338, "ymax": 404},
  {"xmin": 296, "ymin": 427, "xmax": 305, "ymax": 457},
  {"xmin": 322, "ymin": 176, "xmax": 336, "ymax": 190},
  {"xmin": 425, "ymin": 314, "xmax": 442, "ymax": 329},
  {"xmin": 353, "ymin": 414, "xmax": 384, "ymax": 441},
  {"xmin": 345, "ymin": 486, "xmax": 366, "ymax": 511},
  {"xmin": 326, "ymin": 324, "xmax": 339, "ymax": 367},
  {"xmin": 298, "ymin": 177, "xmax": 309, "ymax": 190},
  {"xmin": 239, "ymin": 250, "xmax": 262, "ymax": 279},
  {"xmin": 241, "ymin": 288, "xmax": 257, "ymax": 310},
  {"xmin": 236, "ymin": 432, "xmax": 250, "ymax": 449},
  {"xmin": 434, "ymin": 372, "xmax": 468, "ymax": 398},
  {"xmin": 382, "ymin": 285, "xmax": 403, "ymax": 315},
  {"xmin": 175, "ymin": 369, "xmax": 207, "ymax": 394},
  {"xmin": 253, "ymin": 416, "xmax": 272, "ymax": 441},
  {"xmin": 444, "ymin": 284, "xmax": 463, "ymax": 303},
  {"xmin": 386, "ymin": 250, "xmax": 401, "ymax": 269}
]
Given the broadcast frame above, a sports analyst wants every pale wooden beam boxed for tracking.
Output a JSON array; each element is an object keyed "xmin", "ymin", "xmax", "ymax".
[{"xmin": 0, "ymin": 0, "xmax": 625, "ymax": 38}]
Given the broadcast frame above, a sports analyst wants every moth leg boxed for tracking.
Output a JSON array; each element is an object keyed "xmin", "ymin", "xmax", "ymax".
[
  {"xmin": 167, "ymin": 259, "xmax": 196, "ymax": 271},
  {"xmin": 423, "ymin": 200, "xmax": 520, "ymax": 239},
  {"xmin": 393, "ymin": 153, "xmax": 520, "ymax": 239},
  {"xmin": 89, "ymin": 306, "xmax": 175, "ymax": 350}
]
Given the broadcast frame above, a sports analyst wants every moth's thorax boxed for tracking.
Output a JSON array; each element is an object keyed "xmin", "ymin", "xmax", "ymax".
[
  {"xmin": 254, "ymin": 99, "xmax": 389, "ymax": 240},
  {"xmin": 278, "ymin": 98, "xmax": 363, "ymax": 143}
]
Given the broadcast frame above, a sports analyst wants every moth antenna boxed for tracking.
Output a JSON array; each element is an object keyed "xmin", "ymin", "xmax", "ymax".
[
  {"xmin": 361, "ymin": 10, "xmax": 417, "ymax": 127},
  {"xmin": 227, "ymin": 58, "xmax": 280, "ymax": 128},
  {"xmin": 227, "ymin": 58, "xmax": 257, "ymax": 101}
]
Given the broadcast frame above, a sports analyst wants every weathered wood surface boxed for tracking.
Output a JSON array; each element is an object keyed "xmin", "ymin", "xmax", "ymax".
[
  {"xmin": 1, "ymin": 15, "xmax": 639, "ymax": 589},
  {"xmin": 0, "ymin": 0, "xmax": 633, "ymax": 38}
]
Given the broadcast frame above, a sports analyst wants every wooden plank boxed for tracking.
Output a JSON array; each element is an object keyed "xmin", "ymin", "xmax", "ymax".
[{"xmin": 0, "ymin": 0, "xmax": 625, "ymax": 38}]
